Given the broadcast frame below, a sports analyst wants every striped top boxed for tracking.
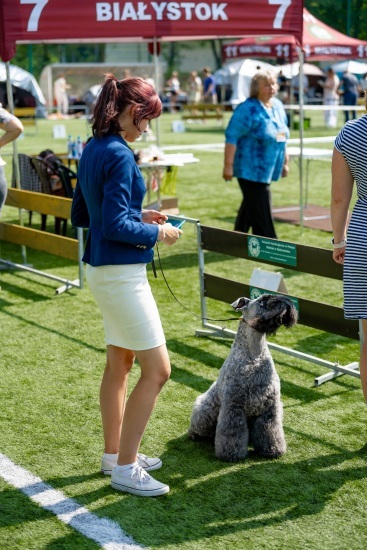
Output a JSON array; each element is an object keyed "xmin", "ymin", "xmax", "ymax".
[{"xmin": 335, "ymin": 115, "xmax": 367, "ymax": 319}]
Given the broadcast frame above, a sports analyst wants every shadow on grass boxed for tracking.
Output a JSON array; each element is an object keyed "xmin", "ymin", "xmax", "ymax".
[
  {"xmin": 122, "ymin": 439, "xmax": 367, "ymax": 546},
  {"xmin": 0, "ymin": 478, "xmax": 100, "ymax": 549},
  {"xmin": 3, "ymin": 439, "xmax": 367, "ymax": 548},
  {"xmin": 37, "ymin": 438, "xmax": 367, "ymax": 548},
  {"xmin": 0, "ymin": 279, "xmax": 54, "ymax": 303},
  {"xmin": 168, "ymin": 337, "xmax": 354, "ymax": 405},
  {"xmin": 0, "ymin": 308, "xmax": 105, "ymax": 354},
  {"xmin": 167, "ymin": 337, "xmax": 231, "ymax": 368},
  {"xmin": 293, "ymin": 331, "xmax": 358, "ymax": 356},
  {"xmin": 184, "ymin": 127, "xmax": 225, "ymax": 135},
  {"xmin": 0, "ymin": 241, "xmax": 78, "ymax": 269},
  {"xmin": 3, "ymin": 436, "xmax": 367, "ymax": 548}
]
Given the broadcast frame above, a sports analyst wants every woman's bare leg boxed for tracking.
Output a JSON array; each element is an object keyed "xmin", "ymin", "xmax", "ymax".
[
  {"xmin": 360, "ymin": 320, "xmax": 367, "ymax": 403},
  {"xmin": 117, "ymin": 344, "xmax": 171, "ymax": 466},
  {"xmin": 100, "ymin": 345, "xmax": 135, "ymax": 454}
]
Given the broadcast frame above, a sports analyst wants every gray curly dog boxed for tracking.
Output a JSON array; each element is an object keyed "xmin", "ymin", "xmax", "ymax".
[{"xmin": 188, "ymin": 294, "xmax": 298, "ymax": 462}]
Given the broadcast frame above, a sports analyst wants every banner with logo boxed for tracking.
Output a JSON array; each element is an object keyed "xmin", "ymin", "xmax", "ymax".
[
  {"xmin": 222, "ymin": 8, "xmax": 367, "ymax": 62},
  {"xmin": 0, "ymin": 0, "xmax": 303, "ymax": 62}
]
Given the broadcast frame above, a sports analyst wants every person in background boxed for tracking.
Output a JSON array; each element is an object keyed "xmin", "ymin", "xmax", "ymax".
[
  {"xmin": 71, "ymin": 75, "xmax": 182, "ymax": 497},
  {"xmin": 166, "ymin": 71, "xmax": 181, "ymax": 113},
  {"xmin": 291, "ymin": 72, "xmax": 309, "ymax": 103},
  {"xmin": 223, "ymin": 70, "xmax": 289, "ymax": 239},
  {"xmin": 359, "ymin": 72, "xmax": 367, "ymax": 94},
  {"xmin": 186, "ymin": 71, "xmax": 203, "ymax": 118},
  {"xmin": 319, "ymin": 68, "xmax": 340, "ymax": 128},
  {"xmin": 339, "ymin": 69, "xmax": 360, "ymax": 122},
  {"xmin": 330, "ymin": 90, "xmax": 367, "ymax": 405},
  {"xmin": 143, "ymin": 74, "xmax": 156, "ymax": 90},
  {"xmin": 202, "ymin": 67, "xmax": 217, "ymax": 104},
  {"xmin": 277, "ymin": 70, "xmax": 289, "ymax": 102},
  {"xmin": 53, "ymin": 73, "xmax": 71, "ymax": 116},
  {"xmin": 0, "ymin": 104, "xmax": 23, "ymax": 214},
  {"xmin": 186, "ymin": 71, "xmax": 202, "ymax": 105}
]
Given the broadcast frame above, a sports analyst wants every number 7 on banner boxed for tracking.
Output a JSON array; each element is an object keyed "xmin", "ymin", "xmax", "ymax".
[
  {"xmin": 268, "ymin": 0, "xmax": 292, "ymax": 29},
  {"xmin": 21, "ymin": 0, "xmax": 49, "ymax": 32}
]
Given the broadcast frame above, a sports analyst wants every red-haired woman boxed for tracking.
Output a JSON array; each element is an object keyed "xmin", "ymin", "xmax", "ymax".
[{"xmin": 71, "ymin": 75, "xmax": 182, "ymax": 497}]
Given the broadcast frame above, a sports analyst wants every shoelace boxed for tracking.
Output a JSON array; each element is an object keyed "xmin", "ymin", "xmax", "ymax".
[
  {"xmin": 137, "ymin": 453, "xmax": 149, "ymax": 465},
  {"xmin": 131, "ymin": 465, "xmax": 151, "ymax": 485}
]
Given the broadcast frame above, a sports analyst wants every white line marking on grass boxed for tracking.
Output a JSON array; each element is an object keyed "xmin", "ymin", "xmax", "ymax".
[{"xmin": 0, "ymin": 454, "xmax": 144, "ymax": 550}]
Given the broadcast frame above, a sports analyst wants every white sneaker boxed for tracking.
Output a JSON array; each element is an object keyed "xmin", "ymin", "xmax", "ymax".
[
  {"xmin": 111, "ymin": 465, "xmax": 169, "ymax": 497},
  {"xmin": 101, "ymin": 453, "xmax": 162, "ymax": 476}
]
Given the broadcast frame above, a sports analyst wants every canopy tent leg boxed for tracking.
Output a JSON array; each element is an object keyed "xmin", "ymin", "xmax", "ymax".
[
  {"xmin": 298, "ymin": 48, "xmax": 304, "ymax": 232},
  {"xmin": 153, "ymin": 37, "xmax": 160, "ymax": 148},
  {"xmin": 5, "ymin": 61, "xmax": 27, "ymax": 265}
]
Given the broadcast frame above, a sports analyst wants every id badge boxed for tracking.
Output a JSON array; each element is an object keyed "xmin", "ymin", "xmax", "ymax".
[{"xmin": 276, "ymin": 132, "xmax": 286, "ymax": 142}]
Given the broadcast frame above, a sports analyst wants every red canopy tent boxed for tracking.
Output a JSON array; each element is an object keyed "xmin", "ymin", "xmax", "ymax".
[
  {"xmin": 0, "ymin": 0, "xmax": 308, "ymax": 231},
  {"xmin": 222, "ymin": 8, "xmax": 367, "ymax": 62},
  {"xmin": 0, "ymin": 1, "xmax": 303, "ymax": 63},
  {"xmin": 0, "ymin": 0, "xmax": 303, "ymax": 148}
]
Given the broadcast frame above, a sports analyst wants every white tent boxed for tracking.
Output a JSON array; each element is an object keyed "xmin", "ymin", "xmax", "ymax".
[
  {"xmin": 39, "ymin": 62, "xmax": 164, "ymax": 109},
  {"xmin": 276, "ymin": 62, "xmax": 325, "ymax": 78},
  {"xmin": 0, "ymin": 62, "xmax": 46, "ymax": 106},
  {"xmin": 214, "ymin": 59, "xmax": 276, "ymax": 106},
  {"xmin": 331, "ymin": 60, "xmax": 367, "ymax": 75}
]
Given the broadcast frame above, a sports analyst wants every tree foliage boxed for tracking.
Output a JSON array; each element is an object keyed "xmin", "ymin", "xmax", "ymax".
[
  {"xmin": 12, "ymin": 44, "xmax": 105, "ymax": 79},
  {"xmin": 305, "ymin": 0, "xmax": 367, "ymax": 39}
]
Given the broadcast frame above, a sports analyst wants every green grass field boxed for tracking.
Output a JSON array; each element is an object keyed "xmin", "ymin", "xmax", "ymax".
[{"xmin": 1, "ymin": 110, "xmax": 367, "ymax": 549}]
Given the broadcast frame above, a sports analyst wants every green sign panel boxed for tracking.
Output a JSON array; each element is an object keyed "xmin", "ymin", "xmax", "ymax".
[
  {"xmin": 249, "ymin": 286, "xmax": 299, "ymax": 313},
  {"xmin": 247, "ymin": 236, "xmax": 297, "ymax": 267}
]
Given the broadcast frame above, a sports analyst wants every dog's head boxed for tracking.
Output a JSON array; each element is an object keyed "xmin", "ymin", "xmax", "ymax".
[{"xmin": 232, "ymin": 294, "xmax": 298, "ymax": 335}]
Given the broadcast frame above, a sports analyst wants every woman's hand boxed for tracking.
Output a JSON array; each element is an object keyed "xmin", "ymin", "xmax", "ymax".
[
  {"xmin": 158, "ymin": 222, "xmax": 183, "ymax": 246},
  {"xmin": 281, "ymin": 163, "xmax": 289, "ymax": 177},
  {"xmin": 223, "ymin": 164, "xmax": 233, "ymax": 182},
  {"xmin": 332, "ymin": 245, "xmax": 346, "ymax": 264},
  {"xmin": 142, "ymin": 209, "xmax": 167, "ymax": 225}
]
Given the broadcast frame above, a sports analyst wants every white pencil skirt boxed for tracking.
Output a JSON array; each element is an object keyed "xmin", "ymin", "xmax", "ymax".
[{"xmin": 86, "ymin": 263, "xmax": 166, "ymax": 351}]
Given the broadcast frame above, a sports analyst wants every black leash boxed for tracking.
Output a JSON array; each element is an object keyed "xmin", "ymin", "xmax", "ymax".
[{"xmin": 153, "ymin": 243, "xmax": 240, "ymax": 323}]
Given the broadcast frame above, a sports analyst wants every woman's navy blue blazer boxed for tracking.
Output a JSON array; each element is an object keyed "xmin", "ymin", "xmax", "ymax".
[{"xmin": 71, "ymin": 134, "xmax": 158, "ymax": 267}]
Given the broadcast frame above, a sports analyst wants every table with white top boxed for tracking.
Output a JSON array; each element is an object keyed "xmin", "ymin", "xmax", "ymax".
[{"xmin": 138, "ymin": 152, "xmax": 200, "ymax": 211}]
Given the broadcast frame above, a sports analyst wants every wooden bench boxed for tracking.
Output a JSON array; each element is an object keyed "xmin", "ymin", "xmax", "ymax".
[
  {"xmin": 13, "ymin": 107, "xmax": 37, "ymax": 131},
  {"xmin": 181, "ymin": 103, "xmax": 224, "ymax": 124}
]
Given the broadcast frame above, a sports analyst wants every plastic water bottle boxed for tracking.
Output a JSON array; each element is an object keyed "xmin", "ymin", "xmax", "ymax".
[
  {"xmin": 71, "ymin": 140, "xmax": 77, "ymax": 159},
  {"xmin": 76, "ymin": 136, "xmax": 83, "ymax": 159},
  {"xmin": 67, "ymin": 135, "xmax": 73, "ymax": 158}
]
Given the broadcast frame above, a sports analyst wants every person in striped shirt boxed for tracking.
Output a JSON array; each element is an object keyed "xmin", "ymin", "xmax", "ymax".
[{"xmin": 331, "ymin": 91, "xmax": 367, "ymax": 403}]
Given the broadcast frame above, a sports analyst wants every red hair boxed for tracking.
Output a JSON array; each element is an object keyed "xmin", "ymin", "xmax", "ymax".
[{"xmin": 92, "ymin": 73, "xmax": 162, "ymax": 137}]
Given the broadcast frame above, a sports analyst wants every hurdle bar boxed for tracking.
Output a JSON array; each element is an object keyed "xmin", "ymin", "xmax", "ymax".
[
  {"xmin": 0, "ymin": 188, "xmax": 84, "ymax": 294},
  {"xmin": 195, "ymin": 225, "xmax": 360, "ymax": 386}
]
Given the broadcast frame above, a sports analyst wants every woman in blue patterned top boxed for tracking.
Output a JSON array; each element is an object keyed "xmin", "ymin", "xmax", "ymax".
[{"xmin": 223, "ymin": 70, "xmax": 289, "ymax": 238}]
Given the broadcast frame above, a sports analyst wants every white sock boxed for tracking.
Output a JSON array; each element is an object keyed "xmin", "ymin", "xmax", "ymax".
[
  {"xmin": 103, "ymin": 453, "xmax": 118, "ymax": 461},
  {"xmin": 115, "ymin": 461, "xmax": 139, "ymax": 476}
]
